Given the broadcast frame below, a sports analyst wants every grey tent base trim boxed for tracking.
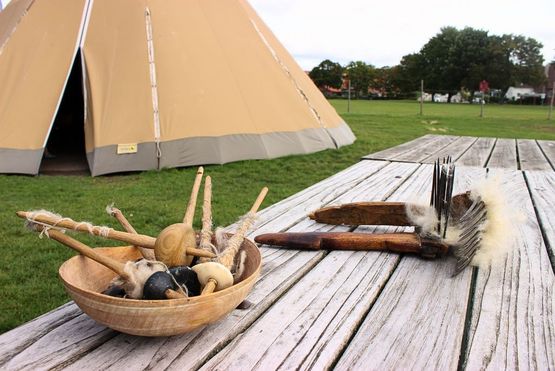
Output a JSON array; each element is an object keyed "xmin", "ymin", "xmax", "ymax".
[
  {"xmin": 88, "ymin": 122, "xmax": 355, "ymax": 176},
  {"xmin": 0, "ymin": 147, "xmax": 43, "ymax": 175}
]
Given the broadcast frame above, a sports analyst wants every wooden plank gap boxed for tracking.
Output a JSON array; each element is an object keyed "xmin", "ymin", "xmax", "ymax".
[
  {"xmin": 534, "ymin": 140, "xmax": 555, "ymax": 171},
  {"xmin": 523, "ymin": 171, "xmax": 555, "ymax": 275},
  {"xmin": 457, "ymin": 267, "xmax": 479, "ymax": 370},
  {"xmin": 326, "ymin": 256, "xmax": 404, "ymax": 370},
  {"xmin": 483, "ymin": 138, "xmax": 498, "ymax": 169},
  {"xmin": 515, "ymin": 139, "xmax": 522, "ymax": 170}
]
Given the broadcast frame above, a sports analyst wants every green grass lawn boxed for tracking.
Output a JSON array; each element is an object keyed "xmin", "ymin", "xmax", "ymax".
[{"xmin": 1, "ymin": 100, "xmax": 554, "ymax": 334}]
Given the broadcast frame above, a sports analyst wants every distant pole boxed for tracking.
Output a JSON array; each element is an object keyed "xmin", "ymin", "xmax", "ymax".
[
  {"xmin": 480, "ymin": 96, "xmax": 484, "ymax": 118},
  {"xmin": 549, "ymin": 82, "xmax": 555, "ymax": 121},
  {"xmin": 419, "ymin": 79, "xmax": 424, "ymax": 116},
  {"xmin": 347, "ymin": 79, "xmax": 351, "ymax": 113}
]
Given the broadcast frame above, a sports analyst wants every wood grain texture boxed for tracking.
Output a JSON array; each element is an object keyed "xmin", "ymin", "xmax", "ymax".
[
  {"xmin": 517, "ymin": 139, "xmax": 553, "ymax": 171},
  {"xmin": 394, "ymin": 135, "xmax": 459, "ymax": 162},
  {"xmin": 456, "ymin": 137, "xmax": 496, "ymax": 167},
  {"xmin": 464, "ymin": 169, "xmax": 555, "ymax": 369},
  {"xmin": 421, "ymin": 135, "xmax": 477, "ymax": 163},
  {"xmin": 525, "ymin": 170, "xmax": 555, "ymax": 261},
  {"xmin": 335, "ymin": 165, "xmax": 485, "ymax": 370},
  {"xmin": 0, "ymin": 302, "xmax": 83, "ymax": 367},
  {"xmin": 198, "ymin": 163, "xmax": 427, "ymax": 370},
  {"xmin": 27, "ymin": 161, "xmax": 405, "ymax": 370},
  {"xmin": 0, "ymin": 161, "xmax": 388, "ymax": 369},
  {"xmin": 487, "ymin": 138, "xmax": 518, "ymax": 169},
  {"xmin": 362, "ymin": 134, "xmax": 437, "ymax": 160},
  {"xmin": 537, "ymin": 140, "xmax": 555, "ymax": 167}
]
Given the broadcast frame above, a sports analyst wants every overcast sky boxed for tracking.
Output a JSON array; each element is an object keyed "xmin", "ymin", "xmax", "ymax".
[{"xmin": 249, "ymin": 0, "xmax": 555, "ymax": 70}]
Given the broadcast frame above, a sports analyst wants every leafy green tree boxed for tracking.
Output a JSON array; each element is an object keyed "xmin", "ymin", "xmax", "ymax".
[
  {"xmin": 396, "ymin": 27, "xmax": 546, "ymax": 94},
  {"xmin": 308, "ymin": 59, "xmax": 343, "ymax": 89},
  {"xmin": 345, "ymin": 61, "xmax": 375, "ymax": 98}
]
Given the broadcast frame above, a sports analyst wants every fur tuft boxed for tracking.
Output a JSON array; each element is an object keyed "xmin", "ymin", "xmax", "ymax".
[
  {"xmin": 467, "ymin": 176, "xmax": 522, "ymax": 269},
  {"xmin": 405, "ymin": 203, "xmax": 438, "ymax": 235},
  {"xmin": 117, "ymin": 259, "xmax": 166, "ymax": 299}
]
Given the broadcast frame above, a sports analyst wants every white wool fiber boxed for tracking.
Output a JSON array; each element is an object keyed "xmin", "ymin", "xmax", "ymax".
[
  {"xmin": 233, "ymin": 250, "xmax": 248, "ymax": 281},
  {"xmin": 405, "ymin": 204, "xmax": 438, "ymax": 235},
  {"xmin": 105, "ymin": 203, "xmax": 116, "ymax": 216},
  {"xmin": 121, "ymin": 259, "xmax": 166, "ymax": 299},
  {"xmin": 215, "ymin": 227, "xmax": 229, "ymax": 253},
  {"xmin": 468, "ymin": 176, "xmax": 522, "ymax": 269}
]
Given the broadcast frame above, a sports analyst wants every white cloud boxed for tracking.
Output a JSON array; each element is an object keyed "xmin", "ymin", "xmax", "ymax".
[{"xmin": 249, "ymin": 0, "xmax": 555, "ymax": 70}]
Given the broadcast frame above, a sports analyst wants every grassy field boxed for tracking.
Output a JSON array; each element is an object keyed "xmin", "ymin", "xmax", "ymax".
[{"xmin": 1, "ymin": 100, "xmax": 554, "ymax": 334}]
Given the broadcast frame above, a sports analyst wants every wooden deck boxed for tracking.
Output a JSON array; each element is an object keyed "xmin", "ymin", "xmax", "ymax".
[
  {"xmin": 363, "ymin": 134, "xmax": 555, "ymax": 170},
  {"xmin": 1, "ymin": 137, "xmax": 554, "ymax": 370}
]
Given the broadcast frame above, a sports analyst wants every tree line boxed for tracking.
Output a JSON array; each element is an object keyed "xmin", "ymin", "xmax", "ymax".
[{"xmin": 309, "ymin": 27, "xmax": 548, "ymax": 99}]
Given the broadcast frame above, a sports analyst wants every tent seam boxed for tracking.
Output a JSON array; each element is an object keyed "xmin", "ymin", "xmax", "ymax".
[{"xmin": 0, "ymin": 0, "xmax": 36, "ymax": 57}]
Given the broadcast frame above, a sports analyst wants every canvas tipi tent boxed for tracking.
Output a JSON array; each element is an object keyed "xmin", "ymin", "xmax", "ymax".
[{"xmin": 0, "ymin": 0, "xmax": 355, "ymax": 176}]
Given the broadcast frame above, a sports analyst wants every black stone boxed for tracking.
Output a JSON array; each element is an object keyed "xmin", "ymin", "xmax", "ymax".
[
  {"xmin": 169, "ymin": 266, "xmax": 201, "ymax": 297},
  {"xmin": 142, "ymin": 271, "xmax": 177, "ymax": 300}
]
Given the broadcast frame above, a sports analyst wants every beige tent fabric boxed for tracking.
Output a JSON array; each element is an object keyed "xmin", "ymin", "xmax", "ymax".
[
  {"xmin": 0, "ymin": 0, "xmax": 355, "ymax": 175},
  {"xmin": 0, "ymin": 0, "xmax": 86, "ymax": 172}
]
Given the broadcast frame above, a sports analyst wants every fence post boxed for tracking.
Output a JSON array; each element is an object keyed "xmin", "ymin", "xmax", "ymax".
[
  {"xmin": 420, "ymin": 80, "xmax": 424, "ymax": 116},
  {"xmin": 549, "ymin": 82, "xmax": 554, "ymax": 121}
]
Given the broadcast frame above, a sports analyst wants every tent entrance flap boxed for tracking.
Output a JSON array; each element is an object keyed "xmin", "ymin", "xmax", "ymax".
[{"xmin": 39, "ymin": 51, "xmax": 88, "ymax": 174}]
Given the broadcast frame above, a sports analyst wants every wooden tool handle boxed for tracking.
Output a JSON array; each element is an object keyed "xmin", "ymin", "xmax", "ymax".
[
  {"xmin": 309, "ymin": 202, "xmax": 417, "ymax": 226},
  {"xmin": 17, "ymin": 211, "xmax": 157, "ymax": 247},
  {"xmin": 165, "ymin": 289, "xmax": 187, "ymax": 299},
  {"xmin": 17, "ymin": 211, "xmax": 215, "ymax": 258},
  {"xmin": 183, "ymin": 166, "xmax": 204, "ymax": 226},
  {"xmin": 255, "ymin": 232, "xmax": 449, "ymax": 258},
  {"xmin": 45, "ymin": 229, "xmax": 128, "ymax": 278}
]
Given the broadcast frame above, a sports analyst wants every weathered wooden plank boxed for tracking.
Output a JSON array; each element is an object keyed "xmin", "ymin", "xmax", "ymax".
[
  {"xmin": 0, "ymin": 303, "xmax": 83, "ymax": 367},
  {"xmin": 0, "ymin": 161, "xmax": 388, "ymax": 369},
  {"xmin": 394, "ymin": 135, "xmax": 459, "ymax": 163},
  {"xmin": 525, "ymin": 170, "xmax": 555, "ymax": 261},
  {"xmin": 518, "ymin": 139, "xmax": 553, "ymax": 171},
  {"xmin": 537, "ymin": 140, "xmax": 555, "ymax": 167},
  {"xmin": 197, "ymin": 164, "xmax": 428, "ymax": 370},
  {"xmin": 335, "ymin": 166, "xmax": 485, "ymax": 370},
  {"xmin": 421, "ymin": 136, "xmax": 478, "ymax": 163},
  {"xmin": 43, "ymin": 162, "xmax": 418, "ymax": 370},
  {"xmin": 456, "ymin": 137, "xmax": 496, "ymax": 167},
  {"xmin": 245, "ymin": 160, "xmax": 389, "ymax": 235},
  {"xmin": 487, "ymin": 138, "xmax": 517, "ymax": 169},
  {"xmin": 362, "ymin": 134, "xmax": 437, "ymax": 160},
  {"xmin": 464, "ymin": 169, "xmax": 555, "ymax": 369},
  {"xmin": 0, "ymin": 313, "xmax": 114, "ymax": 370}
]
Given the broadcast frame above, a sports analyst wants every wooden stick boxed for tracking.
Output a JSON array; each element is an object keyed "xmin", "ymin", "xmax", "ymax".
[
  {"xmin": 218, "ymin": 187, "xmax": 268, "ymax": 270},
  {"xmin": 43, "ymin": 228, "xmax": 128, "ymax": 278},
  {"xmin": 109, "ymin": 207, "xmax": 155, "ymax": 260},
  {"xmin": 183, "ymin": 167, "xmax": 204, "ymax": 226},
  {"xmin": 109, "ymin": 207, "xmax": 137, "ymax": 234},
  {"xmin": 198, "ymin": 176, "xmax": 214, "ymax": 263},
  {"xmin": 200, "ymin": 187, "xmax": 268, "ymax": 296},
  {"xmin": 16, "ymin": 211, "xmax": 215, "ymax": 259}
]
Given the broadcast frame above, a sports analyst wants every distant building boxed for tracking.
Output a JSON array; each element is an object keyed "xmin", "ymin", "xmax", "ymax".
[{"xmin": 505, "ymin": 86, "xmax": 545, "ymax": 101}]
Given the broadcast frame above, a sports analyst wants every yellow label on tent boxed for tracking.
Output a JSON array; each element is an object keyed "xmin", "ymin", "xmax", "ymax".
[{"xmin": 117, "ymin": 143, "xmax": 138, "ymax": 154}]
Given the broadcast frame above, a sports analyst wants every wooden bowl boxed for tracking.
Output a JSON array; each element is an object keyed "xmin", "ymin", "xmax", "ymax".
[{"xmin": 58, "ymin": 238, "xmax": 261, "ymax": 337}]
